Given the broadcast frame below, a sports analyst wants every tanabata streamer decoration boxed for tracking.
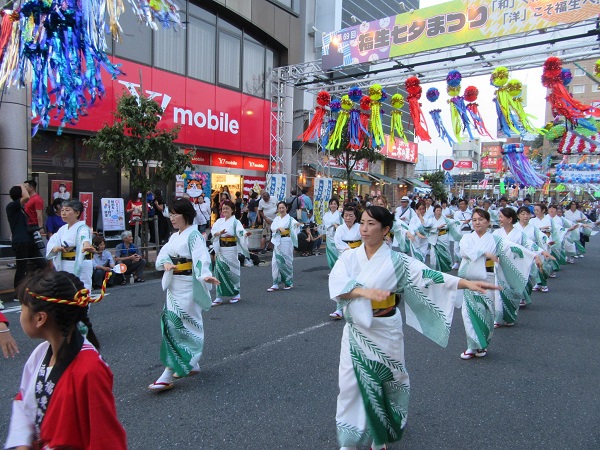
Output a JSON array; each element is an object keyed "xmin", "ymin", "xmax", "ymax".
[
  {"xmin": 369, "ymin": 84, "xmax": 385, "ymax": 147},
  {"xmin": 405, "ymin": 76, "xmax": 431, "ymax": 142},
  {"xmin": 17, "ymin": 0, "xmax": 123, "ymax": 134},
  {"xmin": 426, "ymin": 87, "xmax": 454, "ymax": 147},
  {"xmin": 464, "ymin": 85, "xmax": 492, "ymax": 138},
  {"xmin": 322, "ymin": 98, "xmax": 341, "ymax": 150},
  {"xmin": 446, "ymin": 70, "xmax": 473, "ymax": 142},
  {"xmin": 595, "ymin": 59, "xmax": 600, "ymax": 77},
  {"xmin": 326, "ymin": 94, "xmax": 352, "ymax": 150},
  {"xmin": 348, "ymin": 86, "xmax": 369, "ymax": 149},
  {"xmin": 390, "ymin": 93, "xmax": 408, "ymax": 143},
  {"xmin": 358, "ymin": 95, "xmax": 371, "ymax": 148},
  {"xmin": 491, "ymin": 66, "xmax": 520, "ymax": 136},
  {"xmin": 557, "ymin": 131, "xmax": 600, "ymax": 155},
  {"xmin": 555, "ymin": 160, "xmax": 600, "ymax": 184},
  {"xmin": 505, "ymin": 79, "xmax": 544, "ymax": 135},
  {"xmin": 0, "ymin": 0, "xmax": 183, "ymax": 135},
  {"xmin": 542, "ymin": 56, "xmax": 600, "ymax": 131},
  {"xmin": 126, "ymin": 0, "xmax": 183, "ymax": 30},
  {"xmin": 299, "ymin": 91, "xmax": 331, "ymax": 142},
  {"xmin": 502, "ymin": 143, "xmax": 547, "ymax": 188}
]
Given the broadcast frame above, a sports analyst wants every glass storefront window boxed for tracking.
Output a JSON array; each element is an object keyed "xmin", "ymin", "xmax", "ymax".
[
  {"xmin": 188, "ymin": 17, "xmax": 216, "ymax": 82},
  {"xmin": 154, "ymin": 19, "xmax": 186, "ymax": 74},
  {"xmin": 243, "ymin": 39, "xmax": 265, "ymax": 97},
  {"xmin": 218, "ymin": 32, "xmax": 241, "ymax": 89},
  {"xmin": 32, "ymin": 132, "xmax": 75, "ymax": 184},
  {"xmin": 113, "ymin": 7, "xmax": 152, "ymax": 65}
]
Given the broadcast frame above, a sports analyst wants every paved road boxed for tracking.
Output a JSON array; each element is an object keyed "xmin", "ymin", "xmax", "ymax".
[{"xmin": 1, "ymin": 242, "xmax": 599, "ymax": 449}]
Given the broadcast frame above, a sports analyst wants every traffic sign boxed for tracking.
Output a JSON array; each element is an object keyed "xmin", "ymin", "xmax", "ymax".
[{"xmin": 442, "ymin": 159, "xmax": 454, "ymax": 170}]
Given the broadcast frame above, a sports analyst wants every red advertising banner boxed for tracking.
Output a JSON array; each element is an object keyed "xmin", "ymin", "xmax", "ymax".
[
  {"xmin": 243, "ymin": 157, "xmax": 268, "ymax": 172},
  {"xmin": 211, "ymin": 153, "xmax": 244, "ymax": 169},
  {"xmin": 455, "ymin": 160, "xmax": 473, "ymax": 169},
  {"xmin": 79, "ymin": 192, "xmax": 94, "ymax": 229},
  {"xmin": 481, "ymin": 157, "xmax": 500, "ymax": 169},
  {"xmin": 380, "ymin": 136, "xmax": 419, "ymax": 163},
  {"xmin": 328, "ymin": 156, "xmax": 369, "ymax": 172},
  {"xmin": 51, "ymin": 57, "xmax": 271, "ymax": 157},
  {"xmin": 186, "ymin": 149, "xmax": 211, "ymax": 166},
  {"xmin": 481, "ymin": 144, "xmax": 502, "ymax": 158}
]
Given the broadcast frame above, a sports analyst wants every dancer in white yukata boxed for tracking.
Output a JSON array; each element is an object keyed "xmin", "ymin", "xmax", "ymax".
[
  {"xmin": 211, "ymin": 200, "xmax": 250, "ymax": 306},
  {"xmin": 330, "ymin": 205, "xmax": 361, "ymax": 319},
  {"xmin": 267, "ymin": 202, "xmax": 301, "ymax": 292},
  {"xmin": 329, "ymin": 206, "xmax": 497, "ymax": 450},
  {"xmin": 427, "ymin": 205, "xmax": 452, "ymax": 272},
  {"xmin": 149, "ymin": 199, "xmax": 219, "ymax": 392},
  {"xmin": 323, "ymin": 198, "xmax": 343, "ymax": 269},
  {"xmin": 46, "ymin": 200, "xmax": 94, "ymax": 290},
  {"xmin": 408, "ymin": 202, "xmax": 432, "ymax": 262}
]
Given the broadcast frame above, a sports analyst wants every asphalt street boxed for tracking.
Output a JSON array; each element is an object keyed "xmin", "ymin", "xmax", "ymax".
[{"xmin": 1, "ymin": 241, "xmax": 599, "ymax": 449}]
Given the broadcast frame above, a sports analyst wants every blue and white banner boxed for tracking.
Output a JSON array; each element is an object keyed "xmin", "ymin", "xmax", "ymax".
[
  {"xmin": 266, "ymin": 174, "xmax": 287, "ymax": 201},
  {"xmin": 314, "ymin": 177, "xmax": 333, "ymax": 226}
]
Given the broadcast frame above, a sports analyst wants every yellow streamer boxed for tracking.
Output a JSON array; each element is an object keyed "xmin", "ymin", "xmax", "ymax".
[{"xmin": 390, "ymin": 110, "xmax": 407, "ymax": 143}]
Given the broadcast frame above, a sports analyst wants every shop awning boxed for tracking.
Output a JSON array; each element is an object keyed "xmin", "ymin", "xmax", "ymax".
[
  {"xmin": 305, "ymin": 164, "xmax": 372, "ymax": 185},
  {"xmin": 370, "ymin": 173, "xmax": 402, "ymax": 185},
  {"xmin": 404, "ymin": 177, "xmax": 431, "ymax": 190}
]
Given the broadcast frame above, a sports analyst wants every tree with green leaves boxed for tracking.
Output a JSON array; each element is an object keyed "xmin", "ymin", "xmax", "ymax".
[
  {"xmin": 422, "ymin": 171, "xmax": 447, "ymax": 202},
  {"xmin": 86, "ymin": 94, "xmax": 192, "ymax": 257},
  {"xmin": 327, "ymin": 133, "xmax": 384, "ymax": 201}
]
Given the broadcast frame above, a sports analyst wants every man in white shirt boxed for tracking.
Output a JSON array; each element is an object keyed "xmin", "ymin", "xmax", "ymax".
[
  {"xmin": 258, "ymin": 190, "xmax": 278, "ymax": 254},
  {"xmin": 193, "ymin": 196, "xmax": 211, "ymax": 233},
  {"xmin": 452, "ymin": 199, "xmax": 472, "ymax": 269},
  {"xmin": 394, "ymin": 196, "xmax": 415, "ymax": 224}
]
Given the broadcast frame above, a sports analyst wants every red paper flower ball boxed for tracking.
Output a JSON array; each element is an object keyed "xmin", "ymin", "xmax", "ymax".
[
  {"xmin": 463, "ymin": 86, "xmax": 479, "ymax": 103},
  {"xmin": 316, "ymin": 91, "xmax": 331, "ymax": 107}
]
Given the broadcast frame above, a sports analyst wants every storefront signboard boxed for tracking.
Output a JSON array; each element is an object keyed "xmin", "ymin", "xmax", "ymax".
[
  {"xmin": 100, "ymin": 198, "xmax": 126, "ymax": 231},
  {"xmin": 455, "ymin": 160, "xmax": 474, "ymax": 169},
  {"xmin": 243, "ymin": 157, "xmax": 268, "ymax": 172},
  {"xmin": 51, "ymin": 57, "xmax": 271, "ymax": 157},
  {"xmin": 211, "ymin": 152, "xmax": 244, "ymax": 169},
  {"xmin": 380, "ymin": 136, "xmax": 418, "ymax": 163}
]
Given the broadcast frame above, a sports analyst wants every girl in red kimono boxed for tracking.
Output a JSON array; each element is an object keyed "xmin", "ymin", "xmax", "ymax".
[{"xmin": 5, "ymin": 270, "xmax": 127, "ymax": 449}]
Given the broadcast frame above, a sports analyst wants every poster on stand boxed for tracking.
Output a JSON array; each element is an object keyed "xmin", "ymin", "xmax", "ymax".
[
  {"xmin": 266, "ymin": 174, "xmax": 287, "ymax": 201},
  {"xmin": 100, "ymin": 198, "xmax": 126, "ymax": 231},
  {"xmin": 313, "ymin": 178, "xmax": 333, "ymax": 227},
  {"xmin": 184, "ymin": 171, "xmax": 211, "ymax": 198},
  {"xmin": 79, "ymin": 193, "xmax": 94, "ymax": 229}
]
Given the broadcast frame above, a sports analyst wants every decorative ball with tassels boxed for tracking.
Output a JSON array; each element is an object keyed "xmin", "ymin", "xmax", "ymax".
[
  {"xmin": 463, "ymin": 86, "xmax": 478, "ymax": 103},
  {"xmin": 426, "ymin": 87, "xmax": 439, "ymax": 103},
  {"xmin": 390, "ymin": 93, "xmax": 407, "ymax": 143},
  {"xmin": 348, "ymin": 86, "xmax": 362, "ymax": 103},
  {"xmin": 298, "ymin": 90, "xmax": 331, "ymax": 142},
  {"xmin": 405, "ymin": 76, "xmax": 431, "ymax": 142},
  {"xmin": 561, "ymin": 68, "xmax": 573, "ymax": 86},
  {"xmin": 446, "ymin": 70, "xmax": 462, "ymax": 87},
  {"xmin": 368, "ymin": 84, "xmax": 385, "ymax": 147},
  {"xmin": 490, "ymin": 66, "xmax": 509, "ymax": 87},
  {"xmin": 595, "ymin": 59, "xmax": 600, "ymax": 77}
]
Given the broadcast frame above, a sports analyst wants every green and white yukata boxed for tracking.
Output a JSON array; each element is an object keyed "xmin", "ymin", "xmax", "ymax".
[
  {"xmin": 515, "ymin": 222, "xmax": 550, "ymax": 297},
  {"xmin": 156, "ymin": 227, "xmax": 214, "ymax": 377},
  {"xmin": 457, "ymin": 231, "xmax": 497, "ymax": 352},
  {"xmin": 408, "ymin": 215, "xmax": 432, "ymax": 258},
  {"xmin": 564, "ymin": 209, "xmax": 587, "ymax": 256},
  {"xmin": 323, "ymin": 210, "xmax": 343, "ymax": 269},
  {"xmin": 559, "ymin": 216, "xmax": 580, "ymax": 258},
  {"xmin": 391, "ymin": 219, "xmax": 424, "ymax": 262},
  {"xmin": 211, "ymin": 217, "xmax": 249, "ymax": 299},
  {"xmin": 491, "ymin": 229, "xmax": 537, "ymax": 326},
  {"xmin": 329, "ymin": 244, "xmax": 460, "ymax": 449},
  {"xmin": 270, "ymin": 214, "xmax": 299, "ymax": 287},
  {"xmin": 427, "ymin": 216, "xmax": 452, "ymax": 273},
  {"xmin": 46, "ymin": 221, "xmax": 93, "ymax": 290}
]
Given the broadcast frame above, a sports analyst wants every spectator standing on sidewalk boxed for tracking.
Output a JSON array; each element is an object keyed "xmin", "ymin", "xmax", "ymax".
[
  {"xmin": 193, "ymin": 195, "xmax": 212, "ymax": 233},
  {"xmin": 258, "ymin": 191, "xmax": 278, "ymax": 254},
  {"xmin": 114, "ymin": 231, "xmax": 146, "ymax": 284},
  {"xmin": 45, "ymin": 198, "xmax": 66, "ymax": 239},
  {"xmin": 6, "ymin": 185, "xmax": 47, "ymax": 299},
  {"xmin": 248, "ymin": 192, "xmax": 260, "ymax": 227},
  {"xmin": 299, "ymin": 187, "xmax": 313, "ymax": 223},
  {"xmin": 24, "ymin": 179, "xmax": 45, "ymax": 236},
  {"xmin": 285, "ymin": 189, "xmax": 301, "ymax": 220}
]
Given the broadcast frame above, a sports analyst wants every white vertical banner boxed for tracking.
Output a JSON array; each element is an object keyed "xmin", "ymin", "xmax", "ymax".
[
  {"xmin": 266, "ymin": 174, "xmax": 287, "ymax": 201},
  {"xmin": 313, "ymin": 177, "xmax": 333, "ymax": 227}
]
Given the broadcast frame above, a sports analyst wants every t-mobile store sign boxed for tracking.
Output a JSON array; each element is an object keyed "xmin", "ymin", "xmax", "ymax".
[{"xmin": 51, "ymin": 57, "xmax": 270, "ymax": 157}]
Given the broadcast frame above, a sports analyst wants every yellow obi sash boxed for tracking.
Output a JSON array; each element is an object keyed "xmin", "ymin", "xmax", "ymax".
[
  {"xmin": 173, "ymin": 260, "xmax": 192, "ymax": 275},
  {"xmin": 219, "ymin": 236, "xmax": 237, "ymax": 247},
  {"xmin": 485, "ymin": 259, "xmax": 494, "ymax": 272},
  {"xmin": 220, "ymin": 236, "xmax": 236, "ymax": 242},
  {"xmin": 371, "ymin": 293, "xmax": 396, "ymax": 310},
  {"xmin": 280, "ymin": 230, "xmax": 290, "ymax": 237},
  {"xmin": 438, "ymin": 229, "xmax": 447, "ymax": 236},
  {"xmin": 62, "ymin": 251, "xmax": 92, "ymax": 261},
  {"xmin": 344, "ymin": 240, "xmax": 362, "ymax": 249}
]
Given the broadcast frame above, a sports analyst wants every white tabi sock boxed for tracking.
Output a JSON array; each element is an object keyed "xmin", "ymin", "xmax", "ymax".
[{"xmin": 157, "ymin": 367, "xmax": 174, "ymax": 384}]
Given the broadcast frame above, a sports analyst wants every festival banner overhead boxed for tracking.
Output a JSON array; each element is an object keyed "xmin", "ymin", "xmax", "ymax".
[{"xmin": 322, "ymin": 0, "xmax": 600, "ymax": 70}]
